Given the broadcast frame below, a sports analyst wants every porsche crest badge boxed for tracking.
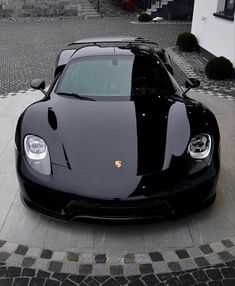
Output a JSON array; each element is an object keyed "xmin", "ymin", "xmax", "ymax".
[{"xmin": 115, "ymin": 160, "xmax": 122, "ymax": 169}]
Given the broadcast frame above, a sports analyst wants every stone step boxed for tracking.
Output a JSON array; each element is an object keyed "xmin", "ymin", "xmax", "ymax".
[
  {"xmin": 85, "ymin": 14, "xmax": 101, "ymax": 19},
  {"xmin": 84, "ymin": 11, "xmax": 100, "ymax": 15},
  {"xmin": 152, "ymin": 0, "xmax": 174, "ymax": 9},
  {"xmin": 81, "ymin": 6, "xmax": 94, "ymax": 10},
  {"xmin": 80, "ymin": 2, "xmax": 93, "ymax": 5},
  {"xmin": 78, "ymin": 0, "xmax": 100, "ymax": 18},
  {"xmin": 79, "ymin": 0, "xmax": 91, "ymax": 3},
  {"xmin": 83, "ymin": 8, "xmax": 96, "ymax": 12}
]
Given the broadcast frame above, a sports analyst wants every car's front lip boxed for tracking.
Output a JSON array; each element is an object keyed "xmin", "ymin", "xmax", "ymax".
[
  {"xmin": 16, "ymin": 147, "xmax": 219, "ymax": 222},
  {"xmin": 19, "ymin": 172, "xmax": 218, "ymax": 223}
]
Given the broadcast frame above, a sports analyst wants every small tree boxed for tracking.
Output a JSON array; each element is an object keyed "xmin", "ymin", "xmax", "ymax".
[
  {"xmin": 138, "ymin": 12, "xmax": 152, "ymax": 22},
  {"xmin": 205, "ymin": 56, "xmax": 234, "ymax": 80},
  {"xmin": 176, "ymin": 32, "xmax": 198, "ymax": 52}
]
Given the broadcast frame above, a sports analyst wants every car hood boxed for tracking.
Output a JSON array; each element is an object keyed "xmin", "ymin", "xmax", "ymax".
[
  {"xmin": 22, "ymin": 95, "xmax": 191, "ymax": 175},
  {"xmin": 20, "ymin": 95, "xmax": 193, "ymax": 199}
]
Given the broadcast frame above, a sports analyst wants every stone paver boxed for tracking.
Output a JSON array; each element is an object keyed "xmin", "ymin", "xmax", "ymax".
[{"xmin": 0, "ymin": 261, "xmax": 235, "ymax": 285}]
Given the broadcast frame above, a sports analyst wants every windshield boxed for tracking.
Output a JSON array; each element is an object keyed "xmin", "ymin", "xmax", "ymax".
[{"xmin": 56, "ymin": 54, "xmax": 175, "ymax": 100}]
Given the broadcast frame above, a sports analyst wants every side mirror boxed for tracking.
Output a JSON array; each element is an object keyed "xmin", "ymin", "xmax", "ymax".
[
  {"xmin": 30, "ymin": 79, "xmax": 47, "ymax": 96},
  {"xmin": 183, "ymin": 78, "xmax": 200, "ymax": 96},
  {"xmin": 185, "ymin": 78, "xmax": 200, "ymax": 89}
]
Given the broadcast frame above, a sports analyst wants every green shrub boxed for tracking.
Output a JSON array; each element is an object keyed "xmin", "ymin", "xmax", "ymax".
[
  {"xmin": 138, "ymin": 12, "xmax": 152, "ymax": 22},
  {"xmin": 176, "ymin": 32, "xmax": 198, "ymax": 52},
  {"xmin": 205, "ymin": 56, "xmax": 234, "ymax": 80}
]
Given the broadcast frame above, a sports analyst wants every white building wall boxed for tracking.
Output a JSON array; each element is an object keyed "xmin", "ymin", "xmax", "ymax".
[{"xmin": 192, "ymin": 0, "xmax": 235, "ymax": 67}]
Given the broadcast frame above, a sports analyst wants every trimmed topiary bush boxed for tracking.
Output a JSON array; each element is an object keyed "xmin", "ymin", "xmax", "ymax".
[
  {"xmin": 205, "ymin": 56, "xmax": 234, "ymax": 80},
  {"xmin": 176, "ymin": 32, "xmax": 198, "ymax": 52},
  {"xmin": 138, "ymin": 12, "xmax": 152, "ymax": 22}
]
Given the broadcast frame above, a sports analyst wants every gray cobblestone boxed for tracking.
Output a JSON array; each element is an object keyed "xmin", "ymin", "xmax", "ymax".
[
  {"xmin": 193, "ymin": 270, "xmax": 209, "ymax": 283},
  {"xmin": 5, "ymin": 255, "xmax": 24, "ymax": 267},
  {"xmin": 194, "ymin": 257, "xmax": 210, "ymax": 268},
  {"xmin": 22, "ymin": 268, "xmax": 36, "ymax": 277},
  {"xmin": 92, "ymin": 264, "xmax": 110, "ymax": 276},
  {"xmin": 15, "ymin": 246, "xmax": 29, "ymax": 256},
  {"xmin": 61, "ymin": 262, "xmax": 77, "ymax": 274},
  {"xmin": 79, "ymin": 253, "xmax": 93, "ymax": 264},
  {"xmin": 175, "ymin": 249, "xmax": 190, "ymax": 259},
  {"xmin": 152, "ymin": 262, "xmax": 170, "ymax": 274},
  {"xmin": 51, "ymin": 272, "xmax": 68, "ymax": 282},
  {"xmin": 48, "ymin": 261, "xmax": 63, "ymax": 273},
  {"xmin": 123, "ymin": 264, "xmax": 140, "ymax": 276},
  {"xmin": 139, "ymin": 264, "xmax": 154, "ymax": 274},
  {"xmin": 162, "ymin": 250, "xmax": 178, "ymax": 262},
  {"xmin": 200, "ymin": 244, "xmax": 214, "ymax": 255},
  {"xmin": 206, "ymin": 254, "xmax": 223, "ymax": 266},
  {"xmin": 187, "ymin": 247, "xmax": 202, "ymax": 258},
  {"xmin": 67, "ymin": 253, "xmax": 79, "ymax": 263},
  {"xmin": 167, "ymin": 262, "xmax": 182, "ymax": 272},
  {"xmin": 0, "ymin": 253, "xmax": 11, "ymax": 263},
  {"xmin": 0, "ymin": 241, "xmax": 6, "ymax": 248},
  {"xmin": 36, "ymin": 270, "xmax": 50, "ymax": 279},
  {"xmin": 210, "ymin": 242, "xmax": 226, "ymax": 253},
  {"xmin": 135, "ymin": 254, "xmax": 151, "ymax": 264},
  {"xmin": 26, "ymin": 248, "xmax": 41, "ymax": 258},
  {"xmin": 0, "ymin": 262, "xmax": 235, "ymax": 285},
  {"xmin": 21, "ymin": 258, "xmax": 36, "ymax": 268},
  {"xmin": 218, "ymin": 252, "xmax": 234, "ymax": 262},
  {"xmin": 78, "ymin": 264, "xmax": 92, "ymax": 275},
  {"xmin": 32, "ymin": 259, "xmax": 49, "ymax": 272},
  {"xmin": 110, "ymin": 265, "xmax": 123, "ymax": 276},
  {"xmin": 179, "ymin": 259, "xmax": 197, "ymax": 271},
  {"xmin": 1, "ymin": 243, "xmax": 18, "ymax": 253},
  {"xmin": 51, "ymin": 252, "xmax": 66, "ymax": 262}
]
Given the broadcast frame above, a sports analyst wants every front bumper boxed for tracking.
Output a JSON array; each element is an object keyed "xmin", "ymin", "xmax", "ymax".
[
  {"xmin": 16, "ymin": 152, "xmax": 219, "ymax": 222},
  {"xmin": 20, "ymin": 179, "xmax": 217, "ymax": 222}
]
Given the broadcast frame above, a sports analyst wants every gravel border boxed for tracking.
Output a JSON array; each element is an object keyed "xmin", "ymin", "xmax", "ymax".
[{"xmin": 167, "ymin": 47, "xmax": 235, "ymax": 99}]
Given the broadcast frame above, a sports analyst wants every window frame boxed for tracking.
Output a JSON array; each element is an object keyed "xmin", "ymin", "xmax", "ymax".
[
  {"xmin": 224, "ymin": 0, "xmax": 235, "ymax": 16},
  {"xmin": 213, "ymin": 0, "xmax": 235, "ymax": 21}
]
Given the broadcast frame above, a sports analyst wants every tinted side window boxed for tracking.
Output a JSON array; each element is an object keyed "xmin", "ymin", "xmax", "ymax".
[{"xmin": 131, "ymin": 55, "xmax": 175, "ymax": 96}]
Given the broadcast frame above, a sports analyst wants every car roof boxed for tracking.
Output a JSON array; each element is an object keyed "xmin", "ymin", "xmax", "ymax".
[
  {"xmin": 68, "ymin": 36, "xmax": 158, "ymax": 46},
  {"xmin": 70, "ymin": 46, "xmax": 134, "ymax": 59},
  {"xmin": 54, "ymin": 36, "xmax": 161, "ymax": 77},
  {"xmin": 68, "ymin": 36, "xmax": 159, "ymax": 59}
]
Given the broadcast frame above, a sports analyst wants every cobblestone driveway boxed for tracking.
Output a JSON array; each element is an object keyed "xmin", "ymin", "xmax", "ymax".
[
  {"xmin": 0, "ymin": 17, "xmax": 190, "ymax": 94},
  {"xmin": 0, "ymin": 261, "xmax": 235, "ymax": 286}
]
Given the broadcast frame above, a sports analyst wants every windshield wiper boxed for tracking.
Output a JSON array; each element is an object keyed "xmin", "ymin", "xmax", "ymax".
[{"xmin": 57, "ymin": 92, "xmax": 95, "ymax": 101}]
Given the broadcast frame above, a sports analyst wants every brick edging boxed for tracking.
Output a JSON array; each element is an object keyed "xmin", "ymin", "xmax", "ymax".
[{"xmin": 1, "ymin": 236, "xmax": 235, "ymax": 275}]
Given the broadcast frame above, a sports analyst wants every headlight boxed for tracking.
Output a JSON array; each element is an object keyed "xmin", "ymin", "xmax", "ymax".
[
  {"xmin": 188, "ymin": 134, "xmax": 212, "ymax": 159},
  {"xmin": 24, "ymin": 135, "xmax": 51, "ymax": 175},
  {"xmin": 187, "ymin": 134, "xmax": 213, "ymax": 175}
]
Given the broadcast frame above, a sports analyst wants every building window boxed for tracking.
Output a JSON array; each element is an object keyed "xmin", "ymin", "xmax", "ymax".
[
  {"xmin": 214, "ymin": 0, "xmax": 235, "ymax": 21},
  {"xmin": 225, "ymin": 0, "xmax": 235, "ymax": 16}
]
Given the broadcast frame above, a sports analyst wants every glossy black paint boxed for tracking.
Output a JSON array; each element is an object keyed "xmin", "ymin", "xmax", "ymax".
[
  {"xmin": 15, "ymin": 37, "xmax": 220, "ymax": 222},
  {"xmin": 30, "ymin": 79, "xmax": 46, "ymax": 90}
]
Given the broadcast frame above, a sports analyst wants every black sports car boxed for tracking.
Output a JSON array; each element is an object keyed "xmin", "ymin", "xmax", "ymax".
[{"xmin": 15, "ymin": 37, "xmax": 220, "ymax": 222}]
